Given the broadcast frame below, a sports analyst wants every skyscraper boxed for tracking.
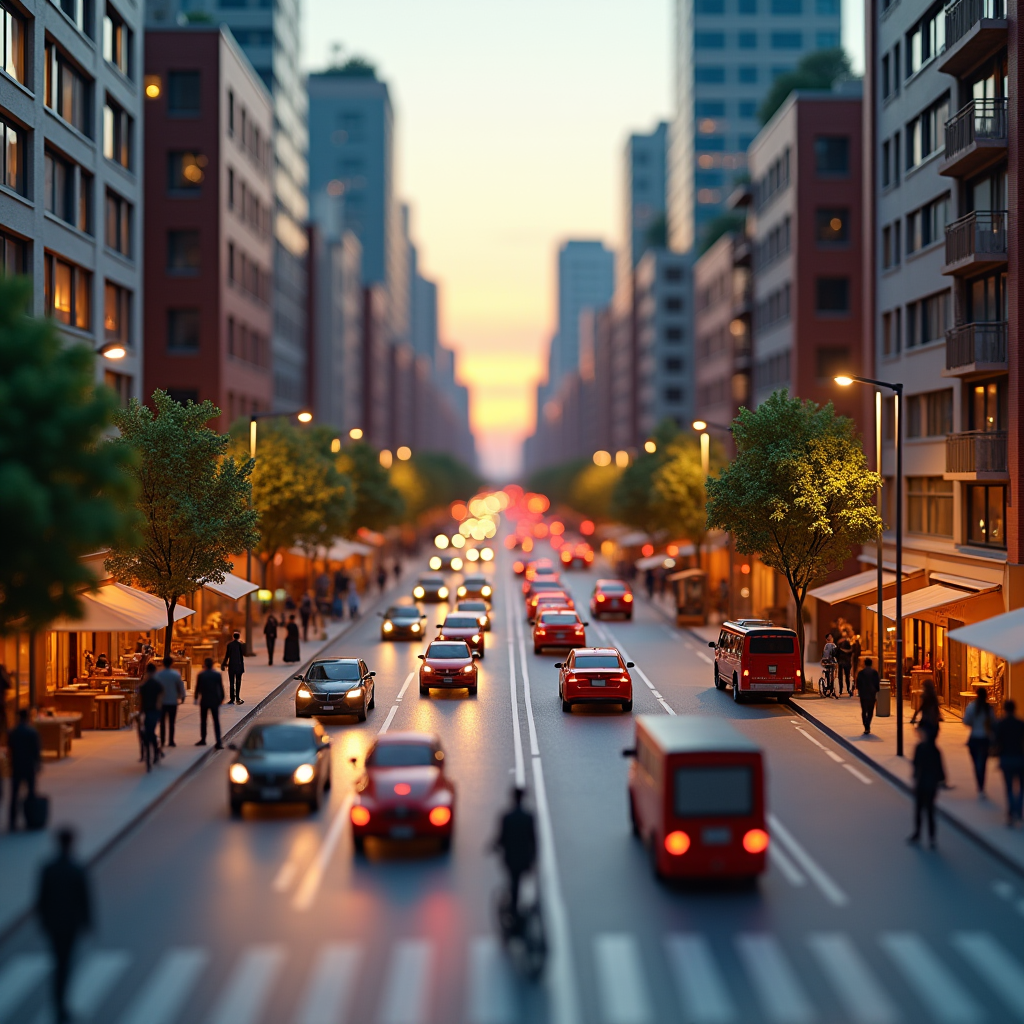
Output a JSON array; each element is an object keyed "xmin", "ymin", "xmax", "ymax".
[
  {"xmin": 668, "ymin": 0, "xmax": 842, "ymax": 255},
  {"xmin": 624, "ymin": 123, "xmax": 669, "ymax": 270}
]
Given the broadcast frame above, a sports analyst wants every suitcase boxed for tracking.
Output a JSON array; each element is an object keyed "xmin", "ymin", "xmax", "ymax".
[{"xmin": 24, "ymin": 794, "xmax": 50, "ymax": 831}]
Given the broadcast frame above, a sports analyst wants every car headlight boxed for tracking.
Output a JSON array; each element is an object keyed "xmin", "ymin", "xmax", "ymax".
[
  {"xmin": 429, "ymin": 556, "xmax": 442, "ymax": 570},
  {"xmin": 229, "ymin": 763, "xmax": 249, "ymax": 785},
  {"xmin": 422, "ymin": 665, "xmax": 433, "ymax": 673},
  {"xmin": 463, "ymin": 664, "xmax": 475, "ymax": 675},
  {"xmin": 293, "ymin": 764, "xmax": 316, "ymax": 785},
  {"xmin": 411, "ymin": 622, "xmax": 420, "ymax": 632},
  {"xmin": 481, "ymin": 548, "xmax": 494, "ymax": 561},
  {"xmin": 451, "ymin": 557, "xmax": 464, "ymax": 571},
  {"xmin": 346, "ymin": 687, "xmax": 363, "ymax": 699},
  {"xmin": 458, "ymin": 586, "xmax": 467, "ymax": 596},
  {"xmin": 413, "ymin": 587, "xmax": 425, "ymax": 598},
  {"xmin": 481, "ymin": 586, "xmax": 492, "ymax": 597},
  {"xmin": 479, "ymin": 617, "xmax": 487, "ymax": 626},
  {"xmin": 438, "ymin": 587, "xmax": 449, "ymax": 599},
  {"xmin": 472, "ymin": 635, "xmax": 481, "ymax": 643},
  {"xmin": 297, "ymin": 687, "xmax": 312, "ymax": 699},
  {"xmin": 383, "ymin": 621, "xmax": 394, "ymax": 632}
]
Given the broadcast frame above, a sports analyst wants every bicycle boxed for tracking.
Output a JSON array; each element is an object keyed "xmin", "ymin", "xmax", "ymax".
[
  {"xmin": 495, "ymin": 875, "xmax": 547, "ymax": 980},
  {"xmin": 817, "ymin": 662, "xmax": 839, "ymax": 699}
]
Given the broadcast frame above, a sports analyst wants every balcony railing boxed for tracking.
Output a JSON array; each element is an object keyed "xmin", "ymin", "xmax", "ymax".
[
  {"xmin": 945, "ymin": 321, "xmax": 1007, "ymax": 371},
  {"xmin": 946, "ymin": 0, "xmax": 1005, "ymax": 49},
  {"xmin": 946, "ymin": 430, "xmax": 1007, "ymax": 475},
  {"xmin": 944, "ymin": 98, "xmax": 1007, "ymax": 161},
  {"xmin": 945, "ymin": 210, "xmax": 1007, "ymax": 267}
]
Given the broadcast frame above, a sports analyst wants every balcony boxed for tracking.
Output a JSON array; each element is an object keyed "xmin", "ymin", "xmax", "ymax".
[
  {"xmin": 943, "ymin": 211, "xmax": 1007, "ymax": 275},
  {"xmin": 942, "ymin": 321, "xmax": 1008, "ymax": 377},
  {"xmin": 945, "ymin": 430, "xmax": 1008, "ymax": 480},
  {"xmin": 939, "ymin": 0, "xmax": 1007, "ymax": 77},
  {"xmin": 940, "ymin": 99, "xmax": 1007, "ymax": 178}
]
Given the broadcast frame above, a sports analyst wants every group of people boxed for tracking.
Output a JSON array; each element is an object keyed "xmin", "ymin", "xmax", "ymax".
[{"xmin": 820, "ymin": 630, "xmax": 864, "ymax": 696}]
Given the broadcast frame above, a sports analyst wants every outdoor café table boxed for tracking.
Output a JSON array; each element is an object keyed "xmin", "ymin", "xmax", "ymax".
[
  {"xmin": 52, "ymin": 691, "xmax": 99, "ymax": 728},
  {"xmin": 94, "ymin": 694, "xmax": 127, "ymax": 729},
  {"xmin": 37, "ymin": 711, "xmax": 84, "ymax": 738}
]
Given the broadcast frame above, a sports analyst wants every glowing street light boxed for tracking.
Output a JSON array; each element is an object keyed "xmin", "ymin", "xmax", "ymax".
[
  {"xmin": 396, "ymin": 446, "xmax": 412, "ymax": 460},
  {"xmin": 296, "ymin": 410, "xmax": 313, "ymax": 423},
  {"xmin": 348, "ymin": 427, "xmax": 364, "ymax": 440},
  {"xmin": 593, "ymin": 450, "xmax": 612, "ymax": 467},
  {"xmin": 379, "ymin": 449, "xmax": 393, "ymax": 469},
  {"xmin": 644, "ymin": 440, "xmax": 657, "ymax": 453},
  {"xmin": 99, "ymin": 342, "xmax": 127, "ymax": 360}
]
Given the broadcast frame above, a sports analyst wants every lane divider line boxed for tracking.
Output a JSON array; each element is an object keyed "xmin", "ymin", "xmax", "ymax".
[
  {"xmin": 843, "ymin": 763, "xmax": 873, "ymax": 785},
  {"xmin": 396, "ymin": 672, "xmax": 414, "ymax": 701},
  {"xmin": 825, "ymin": 749, "xmax": 845, "ymax": 764},
  {"xmin": 601, "ymin": 626, "xmax": 676, "ymax": 717},
  {"xmin": 505, "ymin": 595, "xmax": 526, "ymax": 789},
  {"xmin": 378, "ymin": 705, "xmax": 399, "ymax": 735},
  {"xmin": 767, "ymin": 814, "xmax": 848, "ymax": 907},
  {"xmin": 292, "ymin": 794, "xmax": 354, "ymax": 911},
  {"xmin": 513, "ymin": 610, "xmax": 540, "ymax": 757},
  {"xmin": 271, "ymin": 859, "xmax": 299, "ymax": 893},
  {"xmin": 795, "ymin": 727, "xmax": 826, "ymax": 750},
  {"xmin": 769, "ymin": 841, "xmax": 807, "ymax": 888}
]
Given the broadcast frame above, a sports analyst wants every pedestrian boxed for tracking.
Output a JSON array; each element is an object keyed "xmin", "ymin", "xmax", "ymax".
[
  {"xmin": 821, "ymin": 632, "xmax": 838, "ymax": 694},
  {"xmin": 221, "ymin": 630, "xmax": 246, "ymax": 705},
  {"xmin": 993, "ymin": 699, "xmax": 1024, "ymax": 826},
  {"xmin": 393, "ymin": 560, "xmax": 402, "ymax": 583},
  {"xmin": 963, "ymin": 687, "xmax": 995, "ymax": 797},
  {"xmin": 154, "ymin": 655, "xmax": 185, "ymax": 748},
  {"xmin": 347, "ymin": 584, "xmax": 361, "ymax": 619},
  {"xmin": 645, "ymin": 568, "xmax": 655, "ymax": 600},
  {"xmin": 194, "ymin": 658, "xmax": 225, "ymax": 749},
  {"xmin": 908, "ymin": 734, "xmax": 945, "ymax": 848},
  {"xmin": 911, "ymin": 679, "xmax": 941, "ymax": 742},
  {"xmin": 299, "ymin": 593, "xmax": 313, "ymax": 641},
  {"xmin": 263, "ymin": 614, "xmax": 278, "ymax": 666},
  {"xmin": 7, "ymin": 708, "xmax": 41, "ymax": 831},
  {"xmin": 851, "ymin": 634, "xmax": 863, "ymax": 679},
  {"xmin": 35, "ymin": 828, "xmax": 92, "ymax": 1024},
  {"xmin": 137, "ymin": 664, "xmax": 164, "ymax": 771},
  {"xmin": 0, "ymin": 664, "xmax": 11, "ymax": 811},
  {"xmin": 333, "ymin": 568, "xmax": 349, "ymax": 603},
  {"xmin": 283, "ymin": 614, "xmax": 301, "ymax": 663},
  {"xmin": 836, "ymin": 635, "xmax": 853, "ymax": 695},
  {"xmin": 377, "ymin": 564, "xmax": 387, "ymax": 593},
  {"xmin": 856, "ymin": 658, "xmax": 881, "ymax": 734},
  {"xmin": 492, "ymin": 787, "xmax": 537, "ymax": 914}
]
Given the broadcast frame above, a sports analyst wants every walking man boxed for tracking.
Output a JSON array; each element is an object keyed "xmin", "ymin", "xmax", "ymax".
[
  {"xmin": 263, "ymin": 614, "xmax": 279, "ymax": 666},
  {"xmin": 8, "ymin": 709, "xmax": 41, "ymax": 831},
  {"xmin": 993, "ymin": 699, "xmax": 1024, "ymax": 826},
  {"xmin": 377, "ymin": 564, "xmax": 387, "ymax": 593},
  {"xmin": 222, "ymin": 631, "xmax": 246, "ymax": 705},
  {"xmin": 856, "ymin": 658, "xmax": 881, "ymax": 734},
  {"xmin": 299, "ymin": 594, "xmax": 313, "ymax": 641},
  {"xmin": 154, "ymin": 656, "xmax": 185, "ymax": 748},
  {"xmin": 963, "ymin": 687, "xmax": 995, "ymax": 796},
  {"xmin": 836, "ymin": 635, "xmax": 853, "ymax": 695},
  {"xmin": 35, "ymin": 828, "xmax": 92, "ymax": 1024},
  {"xmin": 138, "ymin": 664, "xmax": 164, "ymax": 771},
  {"xmin": 194, "ymin": 658, "xmax": 225, "ymax": 749},
  {"xmin": 909, "ymin": 734, "xmax": 945, "ymax": 849},
  {"xmin": 493, "ymin": 788, "xmax": 537, "ymax": 914}
]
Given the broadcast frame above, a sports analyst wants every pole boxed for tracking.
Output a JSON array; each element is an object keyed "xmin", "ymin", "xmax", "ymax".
[
  {"xmin": 894, "ymin": 386, "xmax": 904, "ymax": 756},
  {"xmin": 875, "ymin": 391, "xmax": 883, "ymax": 666},
  {"xmin": 245, "ymin": 418, "xmax": 257, "ymax": 657},
  {"xmin": 700, "ymin": 432, "xmax": 710, "ymax": 477}
]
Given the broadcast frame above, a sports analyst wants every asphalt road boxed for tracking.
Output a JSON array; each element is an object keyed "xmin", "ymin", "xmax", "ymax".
[{"xmin": 2, "ymin": 542, "xmax": 1024, "ymax": 1024}]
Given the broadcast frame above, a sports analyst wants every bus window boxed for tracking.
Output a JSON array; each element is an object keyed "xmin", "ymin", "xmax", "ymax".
[
  {"xmin": 673, "ymin": 766, "xmax": 753, "ymax": 817},
  {"xmin": 749, "ymin": 636, "xmax": 795, "ymax": 654}
]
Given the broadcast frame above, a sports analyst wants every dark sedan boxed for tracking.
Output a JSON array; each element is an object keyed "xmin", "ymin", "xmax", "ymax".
[
  {"xmin": 413, "ymin": 575, "xmax": 450, "ymax": 603},
  {"xmin": 228, "ymin": 721, "xmax": 332, "ymax": 817},
  {"xmin": 379, "ymin": 605, "xmax": 427, "ymax": 641},
  {"xmin": 457, "ymin": 574, "xmax": 493, "ymax": 602},
  {"xmin": 295, "ymin": 658, "xmax": 375, "ymax": 721}
]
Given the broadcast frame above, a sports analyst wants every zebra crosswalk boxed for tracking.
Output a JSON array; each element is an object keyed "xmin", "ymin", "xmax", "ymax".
[{"xmin": 1, "ymin": 927, "xmax": 1022, "ymax": 1024}]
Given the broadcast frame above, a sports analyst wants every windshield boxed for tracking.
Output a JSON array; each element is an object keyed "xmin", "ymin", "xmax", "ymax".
[
  {"xmin": 531, "ymin": 581, "xmax": 562, "ymax": 592},
  {"xmin": 599, "ymin": 583, "xmax": 626, "ymax": 593},
  {"xmin": 419, "ymin": 577, "xmax": 443, "ymax": 587},
  {"xmin": 749, "ymin": 636, "xmax": 795, "ymax": 654},
  {"xmin": 387, "ymin": 606, "xmax": 420, "ymax": 619},
  {"xmin": 367, "ymin": 744, "xmax": 436, "ymax": 767},
  {"xmin": 674, "ymin": 766, "xmax": 753, "ymax": 817},
  {"xmin": 464, "ymin": 577, "xmax": 487, "ymax": 586},
  {"xmin": 307, "ymin": 662, "xmax": 360, "ymax": 681},
  {"xmin": 427, "ymin": 642, "xmax": 470, "ymax": 659},
  {"xmin": 573, "ymin": 655, "xmax": 620, "ymax": 669},
  {"xmin": 444, "ymin": 617, "xmax": 478, "ymax": 628},
  {"xmin": 459, "ymin": 602, "xmax": 487, "ymax": 612},
  {"xmin": 541, "ymin": 613, "xmax": 578, "ymax": 625},
  {"xmin": 243, "ymin": 726, "xmax": 315, "ymax": 752}
]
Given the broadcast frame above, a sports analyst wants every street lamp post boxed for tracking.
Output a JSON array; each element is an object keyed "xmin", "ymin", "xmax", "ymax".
[
  {"xmin": 245, "ymin": 409, "xmax": 313, "ymax": 656},
  {"xmin": 692, "ymin": 419, "xmax": 733, "ymax": 618},
  {"xmin": 835, "ymin": 375, "xmax": 905, "ymax": 756}
]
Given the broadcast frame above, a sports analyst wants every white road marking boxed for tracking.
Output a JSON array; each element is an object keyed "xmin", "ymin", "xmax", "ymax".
[
  {"xmin": 272, "ymin": 858, "xmax": 299, "ymax": 893},
  {"xmin": 295, "ymin": 943, "xmax": 361, "ymax": 1024},
  {"xmin": 600, "ymin": 627, "xmax": 676, "ymax": 714},
  {"xmin": 207, "ymin": 945, "xmax": 285, "ymax": 1024},
  {"xmin": 880, "ymin": 933, "xmax": 982, "ymax": 1024},
  {"xmin": 768, "ymin": 840, "xmax": 807, "ymax": 887},
  {"xmin": 695, "ymin": 651, "xmax": 714, "ymax": 664},
  {"xmin": 594, "ymin": 933, "xmax": 652, "ymax": 1024},
  {"xmin": 515, "ymin": 618, "xmax": 540, "ymax": 756},
  {"xmin": 767, "ymin": 814, "xmax": 848, "ymax": 907},
  {"xmin": 466, "ymin": 936, "xmax": 517, "ymax": 1024},
  {"xmin": 736, "ymin": 934, "xmax": 815, "ymax": 1024},
  {"xmin": 378, "ymin": 939, "xmax": 432, "ymax": 1024},
  {"xmin": 292, "ymin": 794, "xmax": 354, "ymax": 911},
  {"xmin": 396, "ymin": 672, "xmax": 414, "ymax": 700},
  {"xmin": 378, "ymin": 705, "xmax": 399, "ymax": 734},
  {"xmin": 118, "ymin": 948, "xmax": 208, "ymax": 1024},
  {"xmin": 824, "ymin": 749, "xmax": 844, "ymax": 763},
  {"xmin": 796, "ymin": 727, "xmax": 827, "ymax": 750},
  {"xmin": 807, "ymin": 933, "xmax": 898, "ymax": 1024},
  {"xmin": 0, "ymin": 954, "xmax": 48, "ymax": 1022},
  {"xmin": 952, "ymin": 932, "xmax": 1024, "ymax": 1019},
  {"xmin": 664, "ymin": 934, "xmax": 736, "ymax": 1023},
  {"xmin": 843, "ymin": 764, "xmax": 873, "ymax": 785},
  {"xmin": 505, "ymin": 596, "xmax": 526, "ymax": 788},
  {"xmin": 69, "ymin": 950, "xmax": 131, "ymax": 1017},
  {"xmin": 660, "ymin": 625, "xmax": 680, "ymax": 641}
]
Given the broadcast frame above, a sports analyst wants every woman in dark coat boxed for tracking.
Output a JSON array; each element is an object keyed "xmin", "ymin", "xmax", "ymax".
[
  {"xmin": 283, "ymin": 614, "xmax": 301, "ymax": 663},
  {"xmin": 263, "ymin": 615, "xmax": 278, "ymax": 666}
]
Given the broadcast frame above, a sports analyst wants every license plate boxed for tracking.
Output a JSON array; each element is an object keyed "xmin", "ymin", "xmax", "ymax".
[
  {"xmin": 768, "ymin": 665, "xmax": 777, "ymax": 674},
  {"xmin": 751, "ymin": 682, "xmax": 789, "ymax": 690},
  {"xmin": 443, "ymin": 677, "xmax": 454, "ymax": 684},
  {"xmin": 261, "ymin": 787, "xmax": 282, "ymax": 800},
  {"xmin": 390, "ymin": 825, "xmax": 415, "ymax": 839},
  {"xmin": 702, "ymin": 826, "xmax": 732, "ymax": 846},
  {"xmin": 321, "ymin": 704, "xmax": 334, "ymax": 710},
  {"xmin": 590, "ymin": 679, "xmax": 606, "ymax": 687}
]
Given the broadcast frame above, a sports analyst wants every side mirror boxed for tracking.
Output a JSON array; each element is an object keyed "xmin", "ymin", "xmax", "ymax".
[
  {"xmin": 554, "ymin": 663, "xmax": 563, "ymax": 669},
  {"xmin": 472, "ymin": 651, "xmax": 481, "ymax": 658},
  {"xmin": 708, "ymin": 641, "xmax": 716, "ymax": 649},
  {"xmin": 626, "ymin": 662, "xmax": 635, "ymax": 669},
  {"xmin": 421, "ymin": 614, "xmax": 427, "ymax": 619},
  {"xmin": 292, "ymin": 674, "xmax": 303, "ymax": 680},
  {"xmin": 583, "ymin": 622, "xmax": 590, "ymax": 627},
  {"xmin": 418, "ymin": 654, "xmax": 425, "ymax": 660},
  {"xmin": 622, "ymin": 747, "xmax": 637, "ymax": 758},
  {"xmin": 228, "ymin": 743, "xmax": 238, "ymax": 751},
  {"xmin": 369, "ymin": 671, "xmax": 376, "ymax": 677}
]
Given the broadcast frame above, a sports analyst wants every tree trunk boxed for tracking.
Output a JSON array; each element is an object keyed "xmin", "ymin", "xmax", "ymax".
[
  {"xmin": 163, "ymin": 596, "xmax": 179, "ymax": 659},
  {"xmin": 791, "ymin": 591, "xmax": 807, "ymax": 689}
]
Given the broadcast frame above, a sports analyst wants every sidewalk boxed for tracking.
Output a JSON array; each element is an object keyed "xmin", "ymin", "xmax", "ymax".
[{"xmin": 0, "ymin": 578, "xmax": 401, "ymax": 940}]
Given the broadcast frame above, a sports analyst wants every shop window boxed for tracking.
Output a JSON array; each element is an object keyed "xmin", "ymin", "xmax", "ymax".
[
  {"xmin": 966, "ymin": 485, "xmax": 1005, "ymax": 548},
  {"xmin": 907, "ymin": 477, "xmax": 953, "ymax": 536},
  {"xmin": 0, "ymin": 115, "xmax": 24, "ymax": 195},
  {"xmin": 105, "ymin": 190, "xmax": 131, "ymax": 255},
  {"xmin": 103, "ymin": 98, "xmax": 132, "ymax": 169},
  {"xmin": 44, "ymin": 252, "xmax": 90, "ymax": 329},
  {"xmin": 45, "ymin": 44, "xmax": 91, "ymax": 136},
  {"xmin": 167, "ymin": 308, "xmax": 199, "ymax": 351},
  {"xmin": 968, "ymin": 379, "xmax": 1006, "ymax": 432},
  {"xmin": 104, "ymin": 281, "xmax": 129, "ymax": 343},
  {"xmin": 1, "ymin": 3, "xmax": 25, "ymax": 84}
]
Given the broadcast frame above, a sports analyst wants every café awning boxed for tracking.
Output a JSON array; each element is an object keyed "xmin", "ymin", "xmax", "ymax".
[
  {"xmin": 635, "ymin": 554, "xmax": 670, "ymax": 571},
  {"xmin": 326, "ymin": 539, "xmax": 374, "ymax": 560},
  {"xmin": 948, "ymin": 608, "xmax": 1024, "ymax": 662},
  {"xmin": 868, "ymin": 583, "xmax": 1002, "ymax": 624},
  {"xmin": 202, "ymin": 573, "xmax": 259, "ymax": 601},
  {"xmin": 809, "ymin": 569, "xmax": 897, "ymax": 606},
  {"xmin": 47, "ymin": 583, "xmax": 195, "ymax": 632}
]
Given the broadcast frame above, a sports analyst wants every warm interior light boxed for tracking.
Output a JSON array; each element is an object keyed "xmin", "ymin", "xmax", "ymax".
[
  {"xmin": 380, "ymin": 449, "xmax": 393, "ymax": 468},
  {"xmin": 257, "ymin": 589, "xmax": 272, "ymax": 602},
  {"xmin": 834, "ymin": 376, "xmax": 854, "ymax": 386},
  {"xmin": 144, "ymin": 75, "xmax": 161, "ymax": 98},
  {"xmin": 349, "ymin": 427, "xmax": 363, "ymax": 440},
  {"xmin": 435, "ymin": 535, "xmax": 450, "ymax": 549},
  {"xmin": 615, "ymin": 450, "xmax": 630, "ymax": 468},
  {"xmin": 593, "ymin": 450, "xmax": 612, "ymax": 467},
  {"xmin": 692, "ymin": 420, "xmax": 708, "ymax": 431},
  {"xmin": 429, "ymin": 556, "xmax": 442, "ymax": 570},
  {"xmin": 350, "ymin": 805, "xmax": 371, "ymax": 826},
  {"xmin": 396, "ymin": 446, "xmax": 411, "ymax": 460},
  {"xmin": 438, "ymin": 587, "xmax": 449, "ymax": 599}
]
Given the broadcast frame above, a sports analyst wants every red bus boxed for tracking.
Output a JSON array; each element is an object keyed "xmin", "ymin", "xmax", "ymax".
[{"xmin": 709, "ymin": 619, "xmax": 801, "ymax": 703}]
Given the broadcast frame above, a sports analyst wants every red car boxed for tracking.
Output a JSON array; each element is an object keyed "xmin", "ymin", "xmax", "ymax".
[
  {"xmin": 590, "ymin": 579, "xmax": 634, "ymax": 620},
  {"xmin": 349, "ymin": 732, "xmax": 455, "ymax": 853},
  {"xmin": 419, "ymin": 640, "xmax": 480, "ymax": 696},
  {"xmin": 533, "ymin": 610, "xmax": 588, "ymax": 654},
  {"xmin": 528, "ymin": 589, "xmax": 574, "ymax": 623},
  {"xmin": 437, "ymin": 612, "xmax": 485, "ymax": 657},
  {"xmin": 560, "ymin": 541, "xmax": 595, "ymax": 569},
  {"xmin": 556, "ymin": 647, "xmax": 634, "ymax": 712},
  {"xmin": 523, "ymin": 579, "xmax": 566, "ymax": 614}
]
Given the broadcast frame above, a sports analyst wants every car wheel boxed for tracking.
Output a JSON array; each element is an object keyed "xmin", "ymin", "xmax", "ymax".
[
  {"xmin": 440, "ymin": 836, "xmax": 452, "ymax": 853},
  {"xmin": 229, "ymin": 798, "xmax": 243, "ymax": 819},
  {"xmin": 622, "ymin": 700, "xmax": 633, "ymax": 712},
  {"xmin": 352, "ymin": 834, "xmax": 365, "ymax": 855},
  {"xmin": 714, "ymin": 666, "xmax": 724, "ymax": 690},
  {"xmin": 356, "ymin": 706, "xmax": 367, "ymax": 722},
  {"xmin": 324, "ymin": 771, "xmax": 332, "ymax": 792},
  {"xmin": 533, "ymin": 646, "xmax": 540, "ymax": 655},
  {"xmin": 468, "ymin": 685, "xmax": 478, "ymax": 696},
  {"xmin": 368, "ymin": 689, "xmax": 376, "ymax": 710},
  {"xmin": 629, "ymin": 794, "xmax": 640, "ymax": 837},
  {"xmin": 733, "ymin": 675, "xmax": 745, "ymax": 704},
  {"xmin": 561, "ymin": 697, "xmax": 572, "ymax": 712},
  {"xmin": 308, "ymin": 787, "xmax": 321, "ymax": 813},
  {"xmin": 649, "ymin": 833, "xmax": 664, "ymax": 880},
  {"xmin": 420, "ymin": 685, "xmax": 430, "ymax": 696}
]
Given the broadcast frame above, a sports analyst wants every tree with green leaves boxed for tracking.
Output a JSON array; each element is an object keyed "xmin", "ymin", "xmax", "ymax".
[
  {"xmin": 609, "ymin": 420, "xmax": 686, "ymax": 534},
  {"xmin": 758, "ymin": 48, "xmax": 853, "ymax": 124},
  {"xmin": 652, "ymin": 434, "xmax": 720, "ymax": 556},
  {"xmin": 705, "ymin": 390, "xmax": 882, "ymax": 664},
  {"xmin": 337, "ymin": 442, "xmax": 405, "ymax": 531},
  {"xmin": 107, "ymin": 392, "xmax": 259, "ymax": 656},
  {"xmin": 0, "ymin": 277, "xmax": 138, "ymax": 634}
]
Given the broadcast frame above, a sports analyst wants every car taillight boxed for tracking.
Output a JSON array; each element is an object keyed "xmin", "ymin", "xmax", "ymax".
[
  {"xmin": 536, "ymin": 629, "xmax": 546, "ymax": 635},
  {"xmin": 664, "ymin": 830, "xmax": 690, "ymax": 855},
  {"xmin": 429, "ymin": 806, "xmax": 452, "ymax": 827},
  {"xmin": 743, "ymin": 669, "xmax": 749, "ymax": 677},
  {"xmin": 566, "ymin": 674, "xmax": 578, "ymax": 683},
  {"xmin": 796, "ymin": 668, "xmax": 802, "ymax": 678},
  {"xmin": 743, "ymin": 828, "xmax": 770, "ymax": 854},
  {"xmin": 623, "ymin": 594, "xmax": 633, "ymax": 603},
  {"xmin": 350, "ymin": 806, "xmax": 371, "ymax": 826},
  {"xmin": 597, "ymin": 594, "xmax": 606, "ymax": 602},
  {"xmin": 575, "ymin": 626, "xmax": 585, "ymax": 633},
  {"xmin": 616, "ymin": 675, "xmax": 629, "ymax": 683}
]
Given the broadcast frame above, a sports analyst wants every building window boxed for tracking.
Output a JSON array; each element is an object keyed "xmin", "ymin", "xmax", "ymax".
[
  {"xmin": 739, "ymin": 66, "xmax": 758, "ymax": 82},
  {"xmin": 78, "ymin": 171, "xmax": 92, "ymax": 233},
  {"xmin": 664, "ymin": 297, "xmax": 683, "ymax": 312},
  {"xmin": 969, "ymin": 379, "xmax": 1005, "ymax": 432},
  {"xmin": 1, "ymin": 4, "xmax": 26, "ymax": 85},
  {"xmin": 906, "ymin": 95, "xmax": 949, "ymax": 170},
  {"xmin": 906, "ymin": 193, "xmax": 950, "ymax": 253},
  {"xmin": 167, "ymin": 230, "xmax": 200, "ymax": 274},
  {"xmin": 739, "ymin": 100, "xmax": 757, "ymax": 117},
  {"xmin": 816, "ymin": 31, "xmax": 839, "ymax": 48},
  {"xmin": 104, "ymin": 191, "xmax": 131, "ymax": 256},
  {"xmin": 905, "ymin": 290, "xmax": 950, "ymax": 347},
  {"xmin": 696, "ymin": 32, "xmax": 726, "ymax": 48},
  {"xmin": 103, "ymin": 7, "xmax": 131, "ymax": 77},
  {"xmin": 771, "ymin": 32, "xmax": 802, "ymax": 48},
  {"xmin": 739, "ymin": 0, "xmax": 756, "ymax": 11},
  {"xmin": 816, "ymin": 277, "xmax": 849, "ymax": 313},
  {"xmin": 815, "ymin": 346, "xmax": 851, "ymax": 382},
  {"xmin": 104, "ymin": 369, "xmax": 131, "ymax": 406},
  {"xmin": 45, "ymin": 44, "xmax": 91, "ymax": 135},
  {"xmin": 665, "ymin": 326, "xmax": 683, "ymax": 342},
  {"xmin": 665, "ymin": 357, "xmax": 683, "ymax": 372},
  {"xmin": 44, "ymin": 151, "xmax": 75, "ymax": 223},
  {"xmin": 696, "ymin": 101, "xmax": 726, "ymax": 117},
  {"xmin": 907, "ymin": 478, "xmax": 953, "ymax": 537},
  {"xmin": 0, "ymin": 229, "xmax": 26, "ymax": 275},
  {"xmin": 882, "ymin": 309, "xmax": 902, "ymax": 356},
  {"xmin": 665, "ymin": 387, "xmax": 683, "ymax": 403},
  {"xmin": 966, "ymin": 485, "xmax": 1005, "ymax": 548},
  {"xmin": 771, "ymin": 0, "xmax": 801, "ymax": 10},
  {"xmin": 882, "ymin": 225, "xmax": 893, "ymax": 268},
  {"xmin": 738, "ymin": 31, "xmax": 757, "ymax": 47},
  {"xmin": 0, "ymin": 116, "xmax": 23, "ymax": 196},
  {"xmin": 664, "ymin": 266, "xmax": 683, "ymax": 282},
  {"xmin": 906, "ymin": 389, "xmax": 952, "ymax": 437},
  {"xmin": 906, "ymin": 4, "xmax": 945, "ymax": 77},
  {"xmin": 168, "ymin": 151, "xmax": 206, "ymax": 190},
  {"xmin": 696, "ymin": 0, "xmax": 725, "ymax": 10},
  {"xmin": 167, "ymin": 308, "xmax": 200, "ymax": 351},
  {"xmin": 44, "ymin": 253, "xmax": 90, "ymax": 329},
  {"xmin": 816, "ymin": 208, "xmax": 849, "ymax": 245},
  {"xmin": 695, "ymin": 66, "xmax": 726, "ymax": 83},
  {"xmin": 167, "ymin": 71, "xmax": 200, "ymax": 115},
  {"xmin": 815, "ymin": 136, "xmax": 849, "ymax": 175},
  {"xmin": 104, "ymin": 281, "xmax": 129, "ymax": 343},
  {"xmin": 103, "ymin": 99, "xmax": 131, "ymax": 169}
]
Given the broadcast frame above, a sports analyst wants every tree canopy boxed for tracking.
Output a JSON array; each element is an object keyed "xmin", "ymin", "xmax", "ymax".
[
  {"xmin": 107, "ymin": 392, "xmax": 259, "ymax": 655},
  {"xmin": 392, "ymin": 451, "xmax": 482, "ymax": 520},
  {"xmin": 758, "ymin": 48, "xmax": 853, "ymax": 124},
  {"xmin": 0, "ymin": 278, "xmax": 138, "ymax": 633},
  {"xmin": 336, "ymin": 441, "xmax": 405, "ymax": 532},
  {"xmin": 705, "ymin": 390, "xmax": 881, "ymax": 661}
]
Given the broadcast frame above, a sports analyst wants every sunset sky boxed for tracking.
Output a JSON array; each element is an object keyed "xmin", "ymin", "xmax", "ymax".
[{"xmin": 302, "ymin": 0, "xmax": 864, "ymax": 479}]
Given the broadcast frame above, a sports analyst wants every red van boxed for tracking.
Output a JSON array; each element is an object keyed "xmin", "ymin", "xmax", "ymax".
[
  {"xmin": 625, "ymin": 715, "xmax": 768, "ymax": 880},
  {"xmin": 709, "ymin": 619, "xmax": 801, "ymax": 703}
]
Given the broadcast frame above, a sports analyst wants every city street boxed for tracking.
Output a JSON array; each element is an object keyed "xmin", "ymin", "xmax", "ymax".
[{"xmin": 2, "ymin": 544, "xmax": 1024, "ymax": 1024}]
